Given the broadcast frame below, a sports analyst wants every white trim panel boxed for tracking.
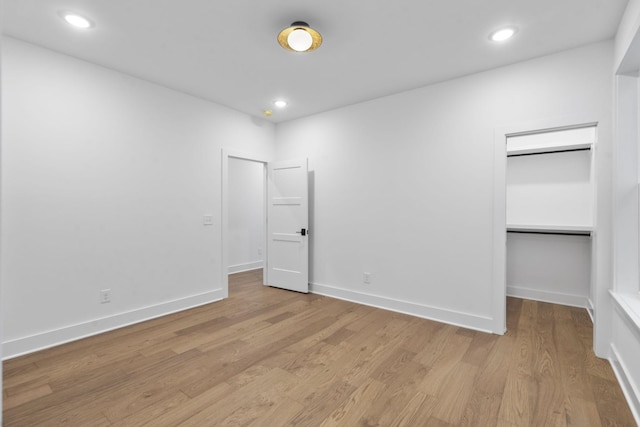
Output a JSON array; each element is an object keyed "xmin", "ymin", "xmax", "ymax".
[
  {"xmin": 610, "ymin": 345, "xmax": 640, "ymax": 426},
  {"xmin": 310, "ymin": 282, "xmax": 496, "ymax": 334},
  {"xmin": 506, "ymin": 125, "xmax": 595, "ymax": 154},
  {"xmin": 3, "ymin": 289, "xmax": 225, "ymax": 359}
]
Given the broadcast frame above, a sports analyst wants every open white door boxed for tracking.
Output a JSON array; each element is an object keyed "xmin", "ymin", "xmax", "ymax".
[{"xmin": 266, "ymin": 159, "xmax": 309, "ymax": 293}]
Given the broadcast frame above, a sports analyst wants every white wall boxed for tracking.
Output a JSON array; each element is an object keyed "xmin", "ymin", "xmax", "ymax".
[
  {"xmin": 276, "ymin": 41, "xmax": 613, "ymax": 334},
  {"xmin": 228, "ymin": 157, "xmax": 264, "ymax": 273},
  {"xmin": 1, "ymin": 37, "xmax": 276, "ymax": 358},
  {"xmin": 1, "ymin": 9, "xmax": 4, "ymax": 423},
  {"xmin": 507, "ymin": 233, "xmax": 592, "ymax": 307},
  {"xmin": 506, "ymin": 150, "xmax": 593, "ymax": 227},
  {"xmin": 615, "ymin": 0, "xmax": 640, "ymax": 74},
  {"xmin": 610, "ymin": 0, "xmax": 640, "ymax": 421}
]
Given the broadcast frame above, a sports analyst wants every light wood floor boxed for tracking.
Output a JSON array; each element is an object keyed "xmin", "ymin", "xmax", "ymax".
[{"xmin": 3, "ymin": 270, "xmax": 636, "ymax": 426}]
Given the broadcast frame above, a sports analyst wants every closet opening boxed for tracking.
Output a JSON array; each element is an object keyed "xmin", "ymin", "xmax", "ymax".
[{"xmin": 505, "ymin": 124, "xmax": 596, "ymax": 318}]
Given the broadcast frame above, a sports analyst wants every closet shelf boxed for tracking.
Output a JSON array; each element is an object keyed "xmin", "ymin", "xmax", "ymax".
[
  {"xmin": 506, "ymin": 142, "xmax": 592, "ymax": 156},
  {"xmin": 507, "ymin": 223, "xmax": 592, "ymax": 236}
]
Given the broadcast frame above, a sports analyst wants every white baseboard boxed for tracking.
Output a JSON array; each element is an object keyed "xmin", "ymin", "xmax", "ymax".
[
  {"xmin": 507, "ymin": 285, "xmax": 588, "ymax": 308},
  {"xmin": 3, "ymin": 289, "xmax": 225, "ymax": 360},
  {"xmin": 586, "ymin": 298, "xmax": 595, "ymax": 322},
  {"xmin": 610, "ymin": 344, "xmax": 640, "ymax": 426},
  {"xmin": 228, "ymin": 261, "xmax": 263, "ymax": 274},
  {"xmin": 310, "ymin": 282, "xmax": 497, "ymax": 334}
]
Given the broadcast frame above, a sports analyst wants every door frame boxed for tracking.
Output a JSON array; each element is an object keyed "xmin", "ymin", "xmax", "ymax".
[{"xmin": 221, "ymin": 149, "xmax": 270, "ymax": 297}]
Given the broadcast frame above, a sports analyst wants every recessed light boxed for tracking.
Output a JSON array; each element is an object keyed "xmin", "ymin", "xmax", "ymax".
[
  {"xmin": 60, "ymin": 12, "xmax": 93, "ymax": 29},
  {"xmin": 490, "ymin": 27, "xmax": 516, "ymax": 42},
  {"xmin": 273, "ymin": 100, "xmax": 287, "ymax": 108}
]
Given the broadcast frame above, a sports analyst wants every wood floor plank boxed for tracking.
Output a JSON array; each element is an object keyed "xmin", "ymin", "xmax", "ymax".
[
  {"xmin": 412, "ymin": 322, "xmax": 457, "ymax": 367},
  {"xmin": 459, "ymin": 334, "xmax": 515, "ymax": 426},
  {"xmin": 459, "ymin": 391, "xmax": 505, "ymax": 427},
  {"xmin": 430, "ymin": 361, "xmax": 479, "ymax": 424},
  {"xmin": 182, "ymin": 315, "xmax": 337, "ymax": 399},
  {"xmin": 529, "ymin": 302, "xmax": 565, "ymax": 426},
  {"xmin": 115, "ymin": 349, "xmax": 179, "ymax": 376},
  {"xmin": 473, "ymin": 334, "xmax": 515, "ymax": 396},
  {"xmin": 140, "ymin": 382, "xmax": 233, "ymax": 426},
  {"xmin": 269, "ymin": 341, "xmax": 344, "ymax": 380},
  {"xmin": 247, "ymin": 397, "xmax": 305, "ymax": 426},
  {"xmin": 258, "ymin": 307, "xmax": 370, "ymax": 374},
  {"xmin": 402, "ymin": 394, "xmax": 439, "ymax": 425},
  {"xmin": 2, "ymin": 269, "xmax": 636, "ymax": 426},
  {"xmin": 498, "ymin": 298, "xmax": 537, "ymax": 425},
  {"xmin": 3, "ymin": 374, "xmax": 50, "ymax": 398},
  {"xmin": 3, "ymin": 367, "xmax": 130, "ymax": 426},
  {"xmin": 3, "ymin": 362, "xmax": 42, "ymax": 387},
  {"xmin": 319, "ymin": 377, "xmax": 388, "ymax": 426},
  {"xmin": 397, "ymin": 316, "xmax": 444, "ymax": 353},
  {"xmin": 416, "ymin": 333, "xmax": 474, "ymax": 396},
  {"xmin": 462, "ymin": 330, "xmax": 499, "ymax": 366},
  {"xmin": 288, "ymin": 379, "xmax": 357, "ymax": 426},
  {"xmin": 180, "ymin": 366, "xmax": 297, "ymax": 426},
  {"xmin": 387, "ymin": 391, "xmax": 429, "ymax": 427},
  {"xmin": 590, "ymin": 374, "xmax": 636, "ymax": 427},
  {"xmin": 563, "ymin": 396, "xmax": 602, "ymax": 427},
  {"xmin": 110, "ymin": 391, "xmax": 190, "ymax": 427},
  {"xmin": 2, "ymin": 383, "xmax": 52, "ymax": 411},
  {"xmin": 363, "ymin": 359, "xmax": 429, "ymax": 426}
]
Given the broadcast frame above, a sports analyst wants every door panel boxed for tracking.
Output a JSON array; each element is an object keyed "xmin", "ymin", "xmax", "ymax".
[{"xmin": 266, "ymin": 159, "xmax": 309, "ymax": 293}]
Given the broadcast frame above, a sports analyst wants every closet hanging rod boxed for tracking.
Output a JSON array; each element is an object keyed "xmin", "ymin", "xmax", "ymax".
[
  {"xmin": 507, "ymin": 147, "xmax": 591, "ymax": 157},
  {"xmin": 507, "ymin": 230, "xmax": 592, "ymax": 237}
]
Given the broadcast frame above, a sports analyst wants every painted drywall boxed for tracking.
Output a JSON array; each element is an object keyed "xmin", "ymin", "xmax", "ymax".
[
  {"xmin": 1, "ymin": 37, "xmax": 276, "ymax": 357},
  {"xmin": 507, "ymin": 150, "xmax": 593, "ymax": 227},
  {"xmin": 610, "ymin": 2, "xmax": 640, "ymax": 421},
  {"xmin": 0, "ymin": 13, "xmax": 4, "ymax": 423},
  {"xmin": 615, "ymin": 0, "xmax": 640, "ymax": 73},
  {"xmin": 275, "ymin": 41, "xmax": 613, "ymax": 334},
  {"xmin": 228, "ymin": 157, "xmax": 264, "ymax": 273},
  {"xmin": 507, "ymin": 233, "xmax": 591, "ymax": 307}
]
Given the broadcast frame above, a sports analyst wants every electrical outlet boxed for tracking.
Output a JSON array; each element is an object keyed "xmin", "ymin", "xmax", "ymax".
[
  {"xmin": 257, "ymin": 247, "xmax": 263, "ymax": 255},
  {"xmin": 363, "ymin": 272, "xmax": 371, "ymax": 284},
  {"xmin": 203, "ymin": 215, "xmax": 214, "ymax": 226},
  {"xmin": 100, "ymin": 289, "xmax": 111, "ymax": 304}
]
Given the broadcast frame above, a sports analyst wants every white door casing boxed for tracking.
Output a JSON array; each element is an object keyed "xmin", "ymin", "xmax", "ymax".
[{"xmin": 266, "ymin": 159, "xmax": 309, "ymax": 293}]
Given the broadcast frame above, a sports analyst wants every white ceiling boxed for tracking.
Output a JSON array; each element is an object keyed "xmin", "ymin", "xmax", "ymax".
[{"xmin": 2, "ymin": 0, "xmax": 629, "ymax": 123}]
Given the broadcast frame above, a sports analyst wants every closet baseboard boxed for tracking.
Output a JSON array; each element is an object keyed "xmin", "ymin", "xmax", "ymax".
[{"xmin": 507, "ymin": 285, "xmax": 588, "ymax": 308}]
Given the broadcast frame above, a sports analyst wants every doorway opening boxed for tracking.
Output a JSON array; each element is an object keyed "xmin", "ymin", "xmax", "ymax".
[
  {"xmin": 221, "ymin": 149, "xmax": 269, "ymax": 298},
  {"xmin": 227, "ymin": 157, "xmax": 265, "ymax": 275}
]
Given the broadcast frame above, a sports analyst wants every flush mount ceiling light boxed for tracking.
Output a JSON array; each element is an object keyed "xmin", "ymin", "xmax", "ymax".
[
  {"xmin": 273, "ymin": 100, "xmax": 288, "ymax": 108},
  {"xmin": 60, "ymin": 11, "xmax": 93, "ymax": 29},
  {"xmin": 278, "ymin": 21, "xmax": 322, "ymax": 52},
  {"xmin": 490, "ymin": 27, "xmax": 516, "ymax": 42}
]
